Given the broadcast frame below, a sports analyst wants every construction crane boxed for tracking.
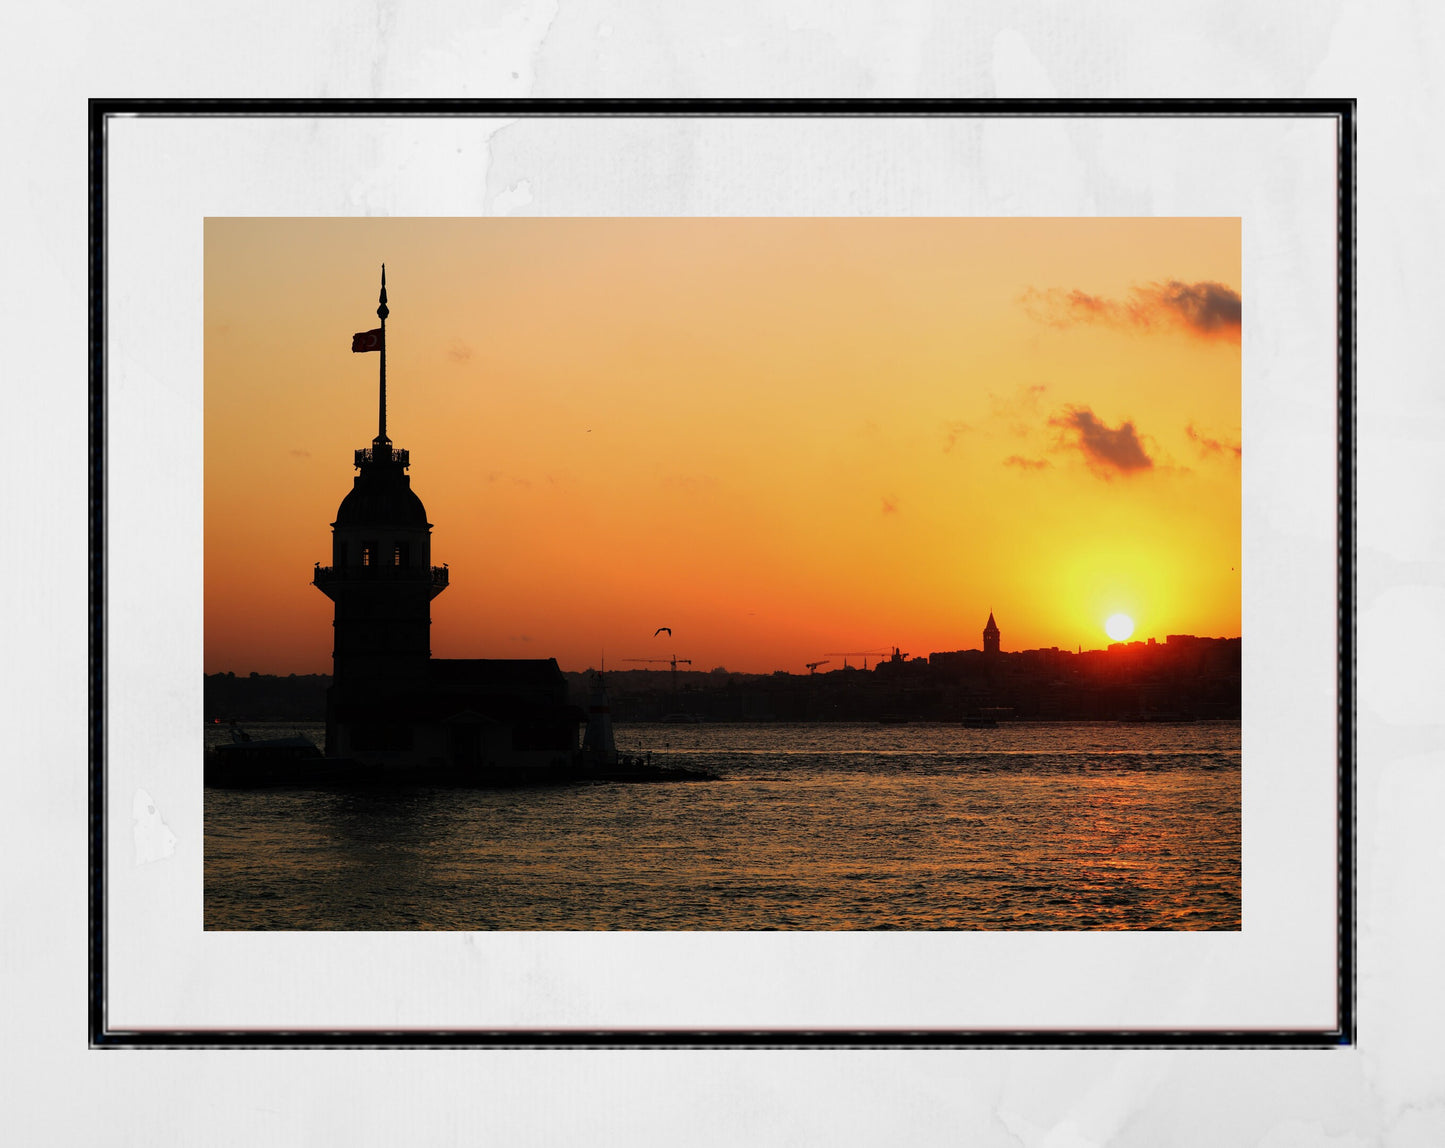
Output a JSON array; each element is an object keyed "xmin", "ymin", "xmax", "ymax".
[
  {"xmin": 624, "ymin": 655, "xmax": 693, "ymax": 694},
  {"xmin": 824, "ymin": 651, "xmax": 890, "ymax": 670},
  {"xmin": 805, "ymin": 660, "xmax": 830, "ymax": 675}
]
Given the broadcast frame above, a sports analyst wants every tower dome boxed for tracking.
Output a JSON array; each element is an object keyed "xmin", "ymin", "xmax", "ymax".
[{"xmin": 334, "ymin": 449, "xmax": 429, "ymax": 527}]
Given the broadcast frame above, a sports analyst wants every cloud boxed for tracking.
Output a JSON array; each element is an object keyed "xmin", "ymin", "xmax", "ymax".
[
  {"xmin": 1022, "ymin": 280, "xmax": 1240, "ymax": 341},
  {"xmin": 987, "ymin": 384, "xmax": 1049, "ymax": 438},
  {"xmin": 1148, "ymin": 281, "xmax": 1241, "ymax": 337},
  {"xmin": 881, "ymin": 496, "xmax": 899, "ymax": 515},
  {"xmin": 289, "ymin": 449, "xmax": 310, "ymax": 458},
  {"xmin": 989, "ymin": 384, "xmax": 1047, "ymax": 418},
  {"xmin": 1185, "ymin": 422, "xmax": 1242, "ymax": 460},
  {"xmin": 942, "ymin": 420, "xmax": 971, "ymax": 453},
  {"xmin": 484, "ymin": 470, "xmax": 532, "ymax": 488},
  {"xmin": 447, "ymin": 339, "xmax": 473, "ymax": 364},
  {"xmin": 1004, "ymin": 455, "xmax": 1051, "ymax": 471},
  {"xmin": 1048, "ymin": 406, "xmax": 1154, "ymax": 476}
]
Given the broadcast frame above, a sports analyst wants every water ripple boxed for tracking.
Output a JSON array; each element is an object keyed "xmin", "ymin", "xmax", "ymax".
[{"xmin": 206, "ymin": 721, "xmax": 1241, "ymax": 931}]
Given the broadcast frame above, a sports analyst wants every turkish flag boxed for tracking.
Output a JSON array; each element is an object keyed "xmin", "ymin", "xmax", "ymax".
[{"xmin": 351, "ymin": 328, "xmax": 383, "ymax": 353}]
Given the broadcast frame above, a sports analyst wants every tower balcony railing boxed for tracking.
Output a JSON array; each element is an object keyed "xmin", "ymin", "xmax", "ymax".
[
  {"xmin": 314, "ymin": 564, "xmax": 448, "ymax": 587},
  {"xmin": 355, "ymin": 446, "xmax": 409, "ymax": 468}
]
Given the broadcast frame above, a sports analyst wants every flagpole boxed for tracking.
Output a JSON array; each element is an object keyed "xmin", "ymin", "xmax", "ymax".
[{"xmin": 377, "ymin": 263, "xmax": 389, "ymax": 445}]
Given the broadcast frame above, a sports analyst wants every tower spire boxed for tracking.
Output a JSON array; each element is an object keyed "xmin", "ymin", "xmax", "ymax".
[{"xmin": 377, "ymin": 264, "xmax": 389, "ymax": 444}]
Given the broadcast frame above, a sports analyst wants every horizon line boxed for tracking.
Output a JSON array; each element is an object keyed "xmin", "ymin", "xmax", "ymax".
[{"xmin": 207, "ymin": 632, "xmax": 1242, "ymax": 678}]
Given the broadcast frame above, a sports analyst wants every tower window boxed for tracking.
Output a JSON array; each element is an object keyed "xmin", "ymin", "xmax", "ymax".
[
  {"xmin": 361, "ymin": 540, "xmax": 378, "ymax": 566},
  {"xmin": 394, "ymin": 542, "xmax": 409, "ymax": 567}
]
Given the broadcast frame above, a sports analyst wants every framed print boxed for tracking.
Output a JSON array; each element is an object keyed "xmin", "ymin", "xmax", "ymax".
[{"xmin": 90, "ymin": 99, "xmax": 1353, "ymax": 1046}]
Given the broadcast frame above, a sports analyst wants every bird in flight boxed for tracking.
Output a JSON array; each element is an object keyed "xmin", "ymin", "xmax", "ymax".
[{"xmin": 654, "ymin": 627, "xmax": 672, "ymax": 637}]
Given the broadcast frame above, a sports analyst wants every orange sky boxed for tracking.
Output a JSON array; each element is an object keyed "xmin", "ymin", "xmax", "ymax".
[{"xmin": 205, "ymin": 218, "xmax": 1240, "ymax": 675}]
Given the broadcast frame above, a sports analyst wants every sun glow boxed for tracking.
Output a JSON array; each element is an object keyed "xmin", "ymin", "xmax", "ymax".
[{"xmin": 1105, "ymin": 614, "xmax": 1135, "ymax": 642}]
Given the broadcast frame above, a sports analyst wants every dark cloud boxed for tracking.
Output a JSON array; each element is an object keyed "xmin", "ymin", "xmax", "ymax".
[
  {"xmin": 1004, "ymin": 455, "xmax": 1051, "ymax": 471},
  {"xmin": 1049, "ymin": 406, "xmax": 1154, "ymax": 476},
  {"xmin": 1186, "ymin": 422, "xmax": 1242, "ymax": 460},
  {"xmin": 447, "ymin": 340, "xmax": 474, "ymax": 363},
  {"xmin": 1147, "ymin": 281, "xmax": 1241, "ymax": 337},
  {"xmin": 1022, "ymin": 281, "xmax": 1240, "ymax": 341},
  {"xmin": 289, "ymin": 449, "xmax": 310, "ymax": 458},
  {"xmin": 881, "ymin": 496, "xmax": 899, "ymax": 515}
]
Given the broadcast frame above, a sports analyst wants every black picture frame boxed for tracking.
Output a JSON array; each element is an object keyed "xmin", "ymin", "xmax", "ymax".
[{"xmin": 89, "ymin": 97, "xmax": 1355, "ymax": 1049}]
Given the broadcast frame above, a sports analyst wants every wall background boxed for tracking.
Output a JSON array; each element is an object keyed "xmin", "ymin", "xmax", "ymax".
[{"xmin": 6, "ymin": 2, "xmax": 1439, "ymax": 1143}]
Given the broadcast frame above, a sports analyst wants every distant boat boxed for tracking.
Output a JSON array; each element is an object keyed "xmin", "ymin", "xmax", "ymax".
[
  {"xmin": 960, "ymin": 715, "xmax": 998, "ymax": 728},
  {"xmin": 205, "ymin": 733, "xmax": 344, "ymax": 788},
  {"xmin": 877, "ymin": 714, "xmax": 910, "ymax": 725},
  {"xmin": 660, "ymin": 713, "xmax": 703, "ymax": 724}
]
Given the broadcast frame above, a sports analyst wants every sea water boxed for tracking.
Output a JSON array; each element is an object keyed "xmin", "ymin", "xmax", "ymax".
[{"xmin": 204, "ymin": 721, "xmax": 1240, "ymax": 930}]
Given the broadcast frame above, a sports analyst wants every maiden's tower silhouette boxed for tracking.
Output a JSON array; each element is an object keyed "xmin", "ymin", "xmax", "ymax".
[{"xmin": 312, "ymin": 269, "xmax": 579, "ymax": 775}]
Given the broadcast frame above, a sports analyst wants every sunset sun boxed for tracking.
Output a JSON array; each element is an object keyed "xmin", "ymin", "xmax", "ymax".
[{"xmin": 1105, "ymin": 613, "xmax": 1136, "ymax": 642}]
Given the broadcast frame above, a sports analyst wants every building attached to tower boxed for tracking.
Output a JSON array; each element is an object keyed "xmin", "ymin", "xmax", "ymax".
[{"xmin": 312, "ymin": 270, "xmax": 580, "ymax": 774}]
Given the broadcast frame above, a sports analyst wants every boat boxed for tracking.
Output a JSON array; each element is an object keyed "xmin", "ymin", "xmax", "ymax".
[{"xmin": 205, "ymin": 733, "xmax": 366, "ymax": 788}]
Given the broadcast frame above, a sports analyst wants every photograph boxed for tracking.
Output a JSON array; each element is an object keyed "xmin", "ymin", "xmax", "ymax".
[{"xmin": 203, "ymin": 215, "xmax": 1242, "ymax": 933}]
